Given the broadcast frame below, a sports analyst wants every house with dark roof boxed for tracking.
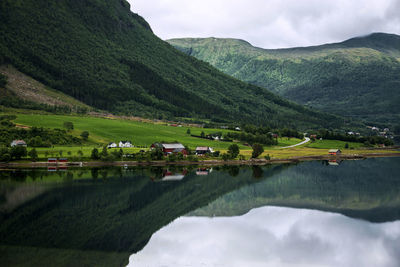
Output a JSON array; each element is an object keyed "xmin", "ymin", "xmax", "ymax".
[{"xmin": 107, "ymin": 142, "xmax": 117, "ymax": 148}]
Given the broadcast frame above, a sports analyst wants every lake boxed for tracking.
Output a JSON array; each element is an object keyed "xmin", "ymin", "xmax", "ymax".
[{"xmin": 0, "ymin": 157, "xmax": 399, "ymax": 266}]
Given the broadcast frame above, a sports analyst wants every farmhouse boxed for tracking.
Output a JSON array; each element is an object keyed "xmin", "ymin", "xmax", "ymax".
[
  {"xmin": 107, "ymin": 142, "xmax": 117, "ymax": 148},
  {"xmin": 119, "ymin": 141, "xmax": 133, "ymax": 148},
  {"xmin": 11, "ymin": 140, "xmax": 27, "ymax": 147},
  {"xmin": 329, "ymin": 149, "xmax": 341, "ymax": 156},
  {"xmin": 195, "ymin": 146, "xmax": 213, "ymax": 155},
  {"xmin": 151, "ymin": 143, "xmax": 187, "ymax": 155}
]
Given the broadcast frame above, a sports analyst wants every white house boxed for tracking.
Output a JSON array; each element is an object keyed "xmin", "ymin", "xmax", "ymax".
[
  {"xmin": 11, "ymin": 140, "xmax": 27, "ymax": 147},
  {"xmin": 195, "ymin": 146, "xmax": 214, "ymax": 155},
  {"xmin": 119, "ymin": 141, "xmax": 133, "ymax": 148},
  {"xmin": 107, "ymin": 142, "xmax": 117, "ymax": 148}
]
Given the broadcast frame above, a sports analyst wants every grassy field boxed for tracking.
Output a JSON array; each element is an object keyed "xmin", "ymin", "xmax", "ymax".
[
  {"xmin": 5, "ymin": 113, "xmax": 384, "ymax": 161},
  {"xmin": 9, "ymin": 113, "xmax": 303, "ymax": 151}
]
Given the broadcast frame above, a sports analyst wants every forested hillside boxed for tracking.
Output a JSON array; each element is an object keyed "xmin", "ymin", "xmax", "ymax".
[
  {"xmin": 168, "ymin": 33, "xmax": 400, "ymax": 125},
  {"xmin": 0, "ymin": 0, "xmax": 341, "ymax": 129}
]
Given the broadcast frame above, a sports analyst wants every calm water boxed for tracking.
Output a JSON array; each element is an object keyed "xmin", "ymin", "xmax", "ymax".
[{"xmin": 0, "ymin": 157, "xmax": 399, "ymax": 267}]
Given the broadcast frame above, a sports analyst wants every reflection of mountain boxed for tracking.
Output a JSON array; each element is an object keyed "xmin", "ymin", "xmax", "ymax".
[
  {"xmin": 0, "ymin": 165, "xmax": 285, "ymax": 266},
  {"xmin": 191, "ymin": 158, "xmax": 400, "ymax": 223}
]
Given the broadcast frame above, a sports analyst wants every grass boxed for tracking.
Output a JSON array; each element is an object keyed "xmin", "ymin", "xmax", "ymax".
[{"xmin": 305, "ymin": 139, "xmax": 364, "ymax": 149}]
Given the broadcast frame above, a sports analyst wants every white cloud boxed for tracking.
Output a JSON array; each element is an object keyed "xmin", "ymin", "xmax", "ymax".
[
  {"xmin": 129, "ymin": 0, "xmax": 400, "ymax": 48},
  {"xmin": 128, "ymin": 206, "xmax": 400, "ymax": 267}
]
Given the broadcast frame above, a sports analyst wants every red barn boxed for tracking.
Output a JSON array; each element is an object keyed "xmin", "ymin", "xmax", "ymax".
[{"xmin": 151, "ymin": 143, "xmax": 187, "ymax": 155}]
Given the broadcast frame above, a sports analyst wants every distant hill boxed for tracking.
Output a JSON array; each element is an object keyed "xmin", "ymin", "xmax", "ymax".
[
  {"xmin": 0, "ymin": 0, "xmax": 342, "ymax": 129},
  {"xmin": 168, "ymin": 33, "xmax": 400, "ymax": 125}
]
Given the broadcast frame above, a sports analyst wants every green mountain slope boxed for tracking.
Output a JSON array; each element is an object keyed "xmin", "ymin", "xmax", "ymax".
[
  {"xmin": 168, "ymin": 33, "xmax": 400, "ymax": 125},
  {"xmin": 0, "ymin": 0, "xmax": 340, "ymax": 129}
]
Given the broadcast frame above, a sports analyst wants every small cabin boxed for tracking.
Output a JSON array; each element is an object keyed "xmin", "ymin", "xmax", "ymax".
[
  {"xmin": 119, "ymin": 141, "xmax": 133, "ymax": 148},
  {"xmin": 195, "ymin": 146, "xmax": 213, "ymax": 155},
  {"xmin": 151, "ymin": 143, "xmax": 187, "ymax": 155},
  {"xmin": 11, "ymin": 140, "xmax": 27, "ymax": 147},
  {"xmin": 107, "ymin": 142, "xmax": 117, "ymax": 148},
  {"xmin": 329, "ymin": 149, "xmax": 341, "ymax": 156}
]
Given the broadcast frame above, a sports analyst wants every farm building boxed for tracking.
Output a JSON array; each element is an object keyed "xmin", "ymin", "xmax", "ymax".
[
  {"xmin": 195, "ymin": 147, "xmax": 213, "ymax": 155},
  {"xmin": 107, "ymin": 142, "xmax": 117, "ymax": 148},
  {"xmin": 10, "ymin": 140, "xmax": 27, "ymax": 147},
  {"xmin": 151, "ymin": 143, "xmax": 187, "ymax": 155},
  {"xmin": 119, "ymin": 141, "xmax": 133, "ymax": 148},
  {"xmin": 329, "ymin": 149, "xmax": 341, "ymax": 156}
]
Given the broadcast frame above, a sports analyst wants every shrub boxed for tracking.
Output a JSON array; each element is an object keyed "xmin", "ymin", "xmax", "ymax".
[
  {"xmin": 80, "ymin": 131, "xmax": 89, "ymax": 140},
  {"xmin": 167, "ymin": 153, "xmax": 176, "ymax": 162},
  {"xmin": 63, "ymin": 121, "xmax": 74, "ymax": 131},
  {"xmin": 221, "ymin": 153, "xmax": 231, "ymax": 161}
]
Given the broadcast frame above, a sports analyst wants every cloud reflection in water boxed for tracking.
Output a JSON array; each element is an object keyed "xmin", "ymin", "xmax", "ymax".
[{"xmin": 128, "ymin": 206, "xmax": 400, "ymax": 267}]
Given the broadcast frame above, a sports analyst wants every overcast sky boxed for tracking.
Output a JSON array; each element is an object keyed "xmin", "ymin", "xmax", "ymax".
[{"xmin": 129, "ymin": 0, "xmax": 400, "ymax": 49}]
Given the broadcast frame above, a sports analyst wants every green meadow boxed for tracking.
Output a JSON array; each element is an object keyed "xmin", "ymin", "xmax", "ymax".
[
  {"xmin": 305, "ymin": 139, "xmax": 364, "ymax": 149},
  {"xmin": 14, "ymin": 114, "xmax": 293, "ymax": 151}
]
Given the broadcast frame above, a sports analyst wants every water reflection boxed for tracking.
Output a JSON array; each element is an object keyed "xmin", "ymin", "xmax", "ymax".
[
  {"xmin": 0, "ymin": 158, "xmax": 399, "ymax": 266},
  {"xmin": 129, "ymin": 206, "xmax": 400, "ymax": 267}
]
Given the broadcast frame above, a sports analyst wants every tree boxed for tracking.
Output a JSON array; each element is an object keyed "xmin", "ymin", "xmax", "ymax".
[
  {"xmin": 227, "ymin": 144, "xmax": 239, "ymax": 158},
  {"xmin": 91, "ymin": 148, "xmax": 100, "ymax": 160},
  {"xmin": 186, "ymin": 128, "xmax": 191, "ymax": 135},
  {"xmin": 10, "ymin": 146, "xmax": 27, "ymax": 160},
  {"xmin": 0, "ymin": 147, "xmax": 11, "ymax": 162},
  {"xmin": 63, "ymin": 121, "xmax": 74, "ymax": 131},
  {"xmin": 345, "ymin": 143, "xmax": 349, "ymax": 149},
  {"xmin": 251, "ymin": 143, "xmax": 264, "ymax": 158},
  {"xmin": 28, "ymin": 148, "xmax": 38, "ymax": 161},
  {"xmin": 200, "ymin": 131, "xmax": 205, "ymax": 138},
  {"xmin": 77, "ymin": 150, "xmax": 83, "ymax": 158},
  {"xmin": 80, "ymin": 131, "xmax": 89, "ymax": 140}
]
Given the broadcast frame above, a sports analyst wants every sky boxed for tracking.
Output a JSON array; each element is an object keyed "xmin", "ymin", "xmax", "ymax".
[{"xmin": 129, "ymin": 0, "xmax": 400, "ymax": 49}]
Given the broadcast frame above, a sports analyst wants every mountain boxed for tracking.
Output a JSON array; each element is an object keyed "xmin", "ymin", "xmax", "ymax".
[
  {"xmin": 168, "ymin": 33, "xmax": 400, "ymax": 125},
  {"xmin": 0, "ymin": 0, "xmax": 342, "ymax": 129}
]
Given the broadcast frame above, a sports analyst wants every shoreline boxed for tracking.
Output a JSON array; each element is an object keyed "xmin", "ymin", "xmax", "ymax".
[{"xmin": 1, "ymin": 152, "xmax": 399, "ymax": 168}]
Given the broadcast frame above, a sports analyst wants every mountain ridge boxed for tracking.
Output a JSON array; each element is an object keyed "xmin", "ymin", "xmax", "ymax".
[{"xmin": 168, "ymin": 33, "xmax": 400, "ymax": 125}]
